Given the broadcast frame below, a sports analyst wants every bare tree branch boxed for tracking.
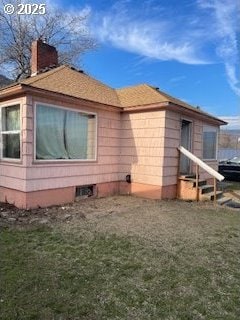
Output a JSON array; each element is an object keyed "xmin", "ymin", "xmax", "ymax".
[{"xmin": 0, "ymin": 0, "xmax": 96, "ymax": 80}]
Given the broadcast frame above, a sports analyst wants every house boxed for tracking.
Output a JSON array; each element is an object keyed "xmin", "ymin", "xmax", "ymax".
[{"xmin": 0, "ymin": 40, "xmax": 226, "ymax": 209}]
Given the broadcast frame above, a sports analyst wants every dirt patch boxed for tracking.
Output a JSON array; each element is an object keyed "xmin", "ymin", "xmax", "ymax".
[
  {"xmin": 1, "ymin": 196, "xmax": 240, "ymax": 320},
  {"xmin": 1, "ymin": 195, "xmax": 237, "ymax": 233},
  {"xmin": 0, "ymin": 196, "xmax": 141, "ymax": 228},
  {"xmin": 0, "ymin": 201, "xmax": 86, "ymax": 228}
]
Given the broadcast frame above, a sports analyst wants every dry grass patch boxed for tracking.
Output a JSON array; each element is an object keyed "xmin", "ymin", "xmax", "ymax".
[{"xmin": 1, "ymin": 196, "xmax": 240, "ymax": 319}]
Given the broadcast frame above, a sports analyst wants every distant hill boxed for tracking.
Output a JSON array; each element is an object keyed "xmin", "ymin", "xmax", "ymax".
[
  {"xmin": 219, "ymin": 129, "xmax": 240, "ymax": 148},
  {"xmin": 0, "ymin": 75, "xmax": 13, "ymax": 88},
  {"xmin": 222, "ymin": 129, "xmax": 240, "ymax": 135}
]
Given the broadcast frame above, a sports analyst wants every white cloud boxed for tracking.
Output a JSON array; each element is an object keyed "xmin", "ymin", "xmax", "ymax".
[
  {"xmin": 197, "ymin": 0, "xmax": 240, "ymax": 97},
  {"xmin": 91, "ymin": 0, "xmax": 240, "ymax": 97},
  {"xmin": 220, "ymin": 116, "xmax": 240, "ymax": 130},
  {"xmin": 225, "ymin": 63, "xmax": 240, "ymax": 96},
  {"xmin": 92, "ymin": 2, "xmax": 210, "ymax": 65}
]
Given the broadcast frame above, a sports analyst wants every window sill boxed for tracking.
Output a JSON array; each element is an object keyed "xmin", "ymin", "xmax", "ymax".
[
  {"xmin": 33, "ymin": 159, "xmax": 97, "ymax": 165},
  {"xmin": 0, "ymin": 158, "xmax": 22, "ymax": 164}
]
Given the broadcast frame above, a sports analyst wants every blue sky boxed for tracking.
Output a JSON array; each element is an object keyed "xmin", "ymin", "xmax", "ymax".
[
  {"xmin": 73, "ymin": 0, "xmax": 240, "ymax": 128},
  {"xmin": 39, "ymin": 1, "xmax": 240, "ymax": 128}
]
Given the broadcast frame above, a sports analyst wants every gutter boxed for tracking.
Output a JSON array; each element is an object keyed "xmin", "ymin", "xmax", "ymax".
[
  {"xmin": 122, "ymin": 101, "xmax": 227, "ymax": 126},
  {"xmin": 0, "ymin": 83, "xmax": 227, "ymax": 126},
  {"xmin": 121, "ymin": 101, "xmax": 169, "ymax": 112},
  {"xmin": 0, "ymin": 84, "xmax": 25, "ymax": 101},
  {"xmin": 168, "ymin": 102, "xmax": 227, "ymax": 126},
  {"xmin": 0, "ymin": 83, "xmax": 122, "ymax": 112}
]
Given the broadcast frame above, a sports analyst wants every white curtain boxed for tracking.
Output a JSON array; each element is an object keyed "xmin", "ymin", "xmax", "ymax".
[
  {"xmin": 3, "ymin": 134, "xmax": 20, "ymax": 158},
  {"xmin": 2, "ymin": 105, "xmax": 20, "ymax": 158},
  {"xmin": 36, "ymin": 105, "xmax": 91, "ymax": 160},
  {"xmin": 203, "ymin": 132, "xmax": 216, "ymax": 159},
  {"xmin": 36, "ymin": 105, "xmax": 68, "ymax": 159},
  {"xmin": 65, "ymin": 111, "xmax": 88, "ymax": 159},
  {"xmin": 4, "ymin": 106, "xmax": 20, "ymax": 131}
]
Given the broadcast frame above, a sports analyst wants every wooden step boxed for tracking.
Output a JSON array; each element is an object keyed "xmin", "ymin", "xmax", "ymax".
[
  {"xmin": 178, "ymin": 176, "xmax": 224, "ymax": 204},
  {"xmin": 179, "ymin": 174, "xmax": 196, "ymax": 179},
  {"xmin": 193, "ymin": 180, "xmax": 207, "ymax": 187},
  {"xmin": 179, "ymin": 177, "xmax": 207, "ymax": 188},
  {"xmin": 199, "ymin": 185, "xmax": 214, "ymax": 194},
  {"xmin": 201, "ymin": 191, "xmax": 223, "ymax": 201},
  {"xmin": 228, "ymin": 191, "xmax": 240, "ymax": 201},
  {"xmin": 178, "ymin": 175, "xmax": 207, "ymax": 187},
  {"xmin": 217, "ymin": 196, "xmax": 232, "ymax": 206}
]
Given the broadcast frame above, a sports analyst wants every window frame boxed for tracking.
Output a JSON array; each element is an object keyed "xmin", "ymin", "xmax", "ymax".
[
  {"xmin": 202, "ymin": 125, "xmax": 218, "ymax": 161},
  {"xmin": 34, "ymin": 102, "xmax": 98, "ymax": 162},
  {"xmin": 0, "ymin": 103, "xmax": 21, "ymax": 162}
]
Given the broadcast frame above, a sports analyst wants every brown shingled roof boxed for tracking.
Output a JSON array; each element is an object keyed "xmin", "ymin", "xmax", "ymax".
[
  {"xmin": 20, "ymin": 65, "xmax": 121, "ymax": 107},
  {"xmin": 115, "ymin": 84, "xmax": 225, "ymax": 123},
  {"xmin": 116, "ymin": 83, "xmax": 199, "ymax": 110},
  {"xmin": 116, "ymin": 84, "xmax": 168, "ymax": 107},
  {"xmin": 0, "ymin": 65, "xmax": 226, "ymax": 124}
]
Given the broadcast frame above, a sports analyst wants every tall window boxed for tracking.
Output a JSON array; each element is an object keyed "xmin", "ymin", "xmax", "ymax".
[
  {"xmin": 203, "ymin": 126, "xmax": 217, "ymax": 160},
  {"xmin": 36, "ymin": 104, "xmax": 96, "ymax": 160},
  {"xmin": 1, "ymin": 105, "xmax": 20, "ymax": 159}
]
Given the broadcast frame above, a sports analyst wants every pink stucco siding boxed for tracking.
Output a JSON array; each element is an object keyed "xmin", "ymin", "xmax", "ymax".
[
  {"xmin": 0, "ymin": 95, "xmax": 221, "ymax": 208},
  {"xmin": 0, "ymin": 95, "xmax": 122, "ymax": 206},
  {"xmin": 120, "ymin": 110, "xmax": 166, "ymax": 187},
  {"xmin": 24, "ymin": 96, "xmax": 121, "ymax": 192}
]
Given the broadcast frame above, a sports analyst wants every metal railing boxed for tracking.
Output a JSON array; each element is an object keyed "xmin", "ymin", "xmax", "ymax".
[{"xmin": 178, "ymin": 146, "xmax": 224, "ymax": 203}]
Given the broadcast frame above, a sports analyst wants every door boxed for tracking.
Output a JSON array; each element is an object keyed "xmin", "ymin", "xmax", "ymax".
[{"xmin": 180, "ymin": 120, "xmax": 192, "ymax": 174}]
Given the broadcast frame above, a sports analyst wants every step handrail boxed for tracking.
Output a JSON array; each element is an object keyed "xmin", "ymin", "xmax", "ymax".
[{"xmin": 178, "ymin": 146, "xmax": 224, "ymax": 181}]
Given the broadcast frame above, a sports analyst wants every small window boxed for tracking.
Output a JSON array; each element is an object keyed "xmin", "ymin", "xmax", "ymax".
[
  {"xmin": 76, "ymin": 185, "xmax": 94, "ymax": 198},
  {"xmin": 1, "ymin": 105, "xmax": 20, "ymax": 159},
  {"xmin": 203, "ymin": 126, "xmax": 217, "ymax": 160}
]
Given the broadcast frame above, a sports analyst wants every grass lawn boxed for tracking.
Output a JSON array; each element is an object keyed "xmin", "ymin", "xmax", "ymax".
[
  {"xmin": 225, "ymin": 181, "xmax": 240, "ymax": 191},
  {"xmin": 219, "ymin": 180, "xmax": 240, "ymax": 192},
  {"xmin": 1, "ymin": 196, "xmax": 240, "ymax": 319}
]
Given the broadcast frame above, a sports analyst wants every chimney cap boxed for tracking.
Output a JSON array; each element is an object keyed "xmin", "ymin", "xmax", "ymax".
[{"xmin": 37, "ymin": 36, "xmax": 47, "ymax": 43}]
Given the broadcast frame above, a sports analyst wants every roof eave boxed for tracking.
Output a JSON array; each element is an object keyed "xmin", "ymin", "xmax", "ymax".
[
  {"xmin": 168, "ymin": 102, "xmax": 227, "ymax": 126},
  {"xmin": 0, "ymin": 84, "xmax": 26, "ymax": 101},
  {"xmin": 122, "ymin": 101, "xmax": 169, "ymax": 112},
  {"xmin": 0, "ymin": 83, "xmax": 227, "ymax": 127},
  {"xmin": 1, "ymin": 83, "xmax": 122, "ymax": 111},
  {"xmin": 122, "ymin": 101, "xmax": 227, "ymax": 126}
]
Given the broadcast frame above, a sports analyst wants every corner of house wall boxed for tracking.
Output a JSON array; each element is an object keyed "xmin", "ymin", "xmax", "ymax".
[
  {"xmin": 161, "ymin": 109, "xmax": 179, "ymax": 188},
  {"xmin": 22, "ymin": 95, "xmax": 34, "ymax": 169},
  {"xmin": 0, "ymin": 187, "xmax": 27, "ymax": 209}
]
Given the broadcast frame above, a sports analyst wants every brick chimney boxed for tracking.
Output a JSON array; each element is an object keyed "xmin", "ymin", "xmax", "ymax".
[{"xmin": 31, "ymin": 39, "xmax": 58, "ymax": 76}]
